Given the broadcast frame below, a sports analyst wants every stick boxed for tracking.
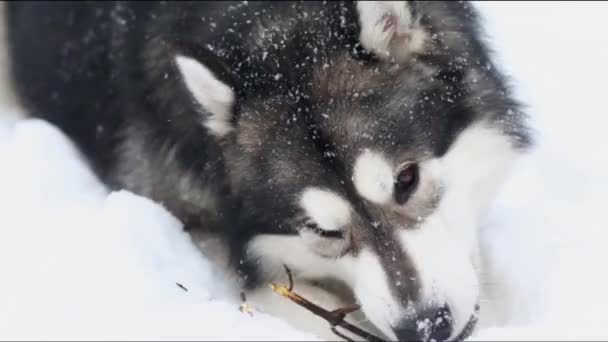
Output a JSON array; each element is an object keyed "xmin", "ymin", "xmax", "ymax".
[
  {"xmin": 269, "ymin": 265, "xmax": 385, "ymax": 342},
  {"xmin": 239, "ymin": 291, "xmax": 254, "ymax": 317}
]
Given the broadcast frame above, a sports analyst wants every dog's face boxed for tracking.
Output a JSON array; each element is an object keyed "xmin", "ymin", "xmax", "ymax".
[{"xmin": 174, "ymin": 1, "xmax": 530, "ymax": 340}]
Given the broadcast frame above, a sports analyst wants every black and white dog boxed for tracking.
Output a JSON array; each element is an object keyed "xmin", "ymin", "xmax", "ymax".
[{"xmin": 6, "ymin": 1, "xmax": 531, "ymax": 341}]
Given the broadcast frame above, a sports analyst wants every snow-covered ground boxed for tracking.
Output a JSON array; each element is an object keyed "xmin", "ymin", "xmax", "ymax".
[{"xmin": 1, "ymin": 2, "xmax": 607, "ymax": 341}]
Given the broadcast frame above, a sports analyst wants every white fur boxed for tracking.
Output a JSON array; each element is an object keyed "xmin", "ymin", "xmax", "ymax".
[
  {"xmin": 300, "ymin": 188, "xmax": 351, "ymax": 231},
  {"xmin": 399, "ymin": 124, "xmax": 519, "ymax": 339},
  {"xmin": 397, "ymin": 217, "xmax": 479, "ymax": 340},
  {"xmin": 352, "ymin": 250, "xmax": 400, "ymax": 340},
  {"xmin": 352, "ymin": 149, "xmax": 394, "ymax": 204},
  {"xmin": 174, "ymin": 55, "xmax": 235, "ymax": 137},
  {"xmin": 436, "ymin": 125, "xmax": 519, "ymax": 220},
  {"xmin": 356, "ymin": 1, "xmax": 427, "ymax": 63},
  {"xmin": 247, "ymin": 234, "xmax": 354, "ymax": 282}
]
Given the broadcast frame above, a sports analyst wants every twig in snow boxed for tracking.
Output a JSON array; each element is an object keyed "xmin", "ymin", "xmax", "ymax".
[
  {"xmin": 269, "ymin": 265, "xmax": 385, "ymax": 342},
  {"xmin": 239, "ymin": 291, "xmax": 254, "ymax": 317},
  {"xmin": 176, "ymin": 282, "xmax": 188, "ymax": 292}
]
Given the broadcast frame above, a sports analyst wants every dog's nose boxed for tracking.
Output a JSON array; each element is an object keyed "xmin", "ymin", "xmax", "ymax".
[{"xmin": 391, "ymin": 305, "xmax": 453, "ymax": 342}]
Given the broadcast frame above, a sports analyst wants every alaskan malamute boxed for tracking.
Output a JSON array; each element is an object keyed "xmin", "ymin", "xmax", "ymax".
[{"xmin": 6, "ymin": 1, "xmax": 531, "ymax": 340}]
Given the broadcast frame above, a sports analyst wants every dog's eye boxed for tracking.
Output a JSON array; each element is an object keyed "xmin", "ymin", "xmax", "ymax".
[
  {"xmin": 304, "ymin": 221, "xmax": 344, "ymax": 239},
  {"xmin": 394, "ymin": 163, "xmax": 419, "ymax": 205},
  {"xmin": 300, "ymin": 220, "xmax": 349, "ymax": 258}
]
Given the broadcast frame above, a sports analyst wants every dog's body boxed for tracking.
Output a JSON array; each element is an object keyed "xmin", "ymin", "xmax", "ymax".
[{"xmin": 6, "ymin": 1, "xmax": 530, "ymax": 341}]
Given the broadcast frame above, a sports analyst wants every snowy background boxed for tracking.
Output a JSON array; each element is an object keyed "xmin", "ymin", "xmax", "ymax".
[{"xmin": 1, "ymin": 2, "xmax": 608, "ymax": 340}]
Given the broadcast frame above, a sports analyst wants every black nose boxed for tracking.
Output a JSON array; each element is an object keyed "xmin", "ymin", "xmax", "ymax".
[{"xmin": 392, "ymin": 305, "xmax": 453, "ymax": 342}]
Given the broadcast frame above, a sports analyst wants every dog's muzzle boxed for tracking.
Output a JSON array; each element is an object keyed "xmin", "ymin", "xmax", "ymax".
[{"xmin": 389, "ymin": 304, "xmax": 479, "ymax": 342}]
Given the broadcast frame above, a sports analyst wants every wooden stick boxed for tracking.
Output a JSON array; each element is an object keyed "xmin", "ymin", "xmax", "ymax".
[
  {"xmin": 269, "ymin": 265, "xmax": 385, "ymax": 342},
  {"xmin": 239, "ymin": 291, "xmax": 254, "ymax": 317}
]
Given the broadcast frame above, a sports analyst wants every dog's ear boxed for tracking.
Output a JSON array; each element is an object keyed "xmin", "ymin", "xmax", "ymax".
[
  {"xmin": 174, "ymin": 55, "xmax": 235, "ymax": 137},
  {"xmin": 356, "ymin": 1, "xmax": 427, "ymax": 63}
]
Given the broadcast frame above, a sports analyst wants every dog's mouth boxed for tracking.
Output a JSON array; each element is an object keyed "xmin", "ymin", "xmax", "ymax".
[{"xmin": 451, "ymin": 304, "xmax": 480, "ymax": 342}]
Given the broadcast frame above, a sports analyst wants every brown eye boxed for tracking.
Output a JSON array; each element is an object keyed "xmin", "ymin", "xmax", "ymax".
[{"xmin": 394, "ymin": 163, "xmax": 419, "ymax": 205}]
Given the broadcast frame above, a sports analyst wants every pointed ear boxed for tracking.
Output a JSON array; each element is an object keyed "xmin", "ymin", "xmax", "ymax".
[
  {"xmin": 356, "ymin": 1, "xmax": 427, "ymax": 63},
  {"xmin": 174, "ymin": 55, "xmax": 235, "ymax": 137}
]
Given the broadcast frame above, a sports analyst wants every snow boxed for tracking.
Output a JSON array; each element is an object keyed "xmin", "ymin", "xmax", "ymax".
[
  {"xmin": 472, "ymin": 1, "xmax": 608, "ymax": 339},
  {"xmin": 0, "ymin": 119, "xmax": 319, "ymax": 341},
  {"xmin": 1, "ymin": 2, "xmax": 608, "ymax": 341}
]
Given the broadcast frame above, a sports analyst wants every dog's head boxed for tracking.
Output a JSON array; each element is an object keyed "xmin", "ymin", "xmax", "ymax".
[{"xmin": 173, "ymin": 1, "xmax": 531, "ymax": 340}]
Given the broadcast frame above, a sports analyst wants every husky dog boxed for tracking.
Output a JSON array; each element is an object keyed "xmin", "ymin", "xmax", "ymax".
[{"xmin": 6, "ymin": 1, "xmax": 530, "ymax": 341}]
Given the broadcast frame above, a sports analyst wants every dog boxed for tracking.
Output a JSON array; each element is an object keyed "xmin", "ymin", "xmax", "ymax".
[{"xmin": 5, "ymin": 1, "xmax": 531, "ymax": 340}]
